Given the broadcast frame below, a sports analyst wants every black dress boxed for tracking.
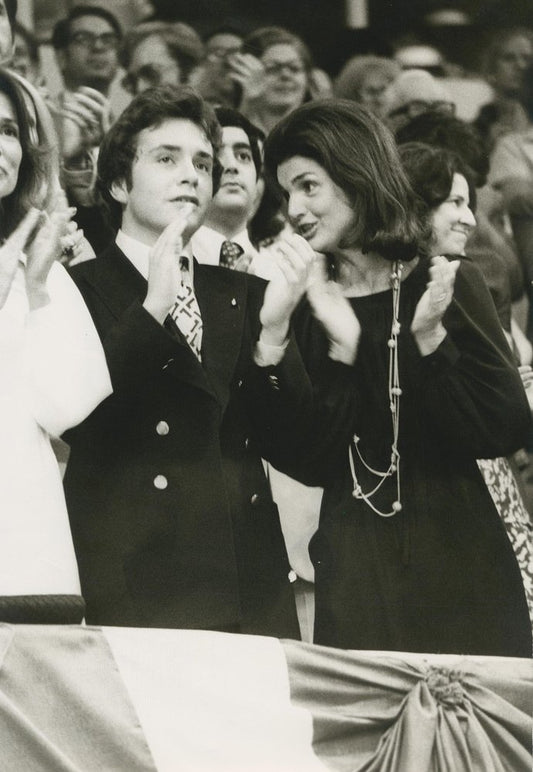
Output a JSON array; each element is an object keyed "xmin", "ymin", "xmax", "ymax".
[{"xmin": 257, "ymin": 257, "xmax": 532, "ymax": 656}]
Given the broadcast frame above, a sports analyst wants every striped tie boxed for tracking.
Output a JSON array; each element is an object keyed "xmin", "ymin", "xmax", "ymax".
[{"xmin": 168, "ymin": 256, "xmax": 203, "ymax": 361}]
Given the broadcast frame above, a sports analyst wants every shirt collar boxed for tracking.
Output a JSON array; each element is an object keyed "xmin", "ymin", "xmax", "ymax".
[
  {"xmin": 192, "ymin": 225, "xmax": 255, "ymax": 265},
  {"xmin": 116, "ymin": 229, "xmax": 194, "ymax": 281}
]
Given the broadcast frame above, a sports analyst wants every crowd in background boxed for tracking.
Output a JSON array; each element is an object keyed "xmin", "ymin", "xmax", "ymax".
[{"xmin": 0, "ymin": 0, "xmax": 532, "ymax": 656}]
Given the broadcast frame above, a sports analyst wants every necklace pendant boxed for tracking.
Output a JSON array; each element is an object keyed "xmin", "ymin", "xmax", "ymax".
[{"xmin": 352, "ymin": 484, "xmax": 362, "ymax": 498}]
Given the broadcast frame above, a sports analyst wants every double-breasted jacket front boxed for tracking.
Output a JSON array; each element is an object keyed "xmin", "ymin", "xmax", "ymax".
[{"xmin": 64, "ymin": 244, "xmax": 299, "ymax": 637}]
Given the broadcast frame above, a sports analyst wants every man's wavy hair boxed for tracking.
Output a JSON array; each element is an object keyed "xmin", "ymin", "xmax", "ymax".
[
  {"xmin": 0, "ymin": 68, "xmax": 47, "ymax": 239},
  {"xmin": 263, "ymin": 99, "xmax": 425, "ymax": 261},
  {"xmin": 96, "ymin": 85, "xmax": 222, "ymax": 231}
]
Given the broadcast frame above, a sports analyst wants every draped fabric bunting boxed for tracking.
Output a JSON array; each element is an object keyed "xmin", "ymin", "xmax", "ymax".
[{"xmin": 0, "ymin": 624, "xmax": 530, "ymax": 771}]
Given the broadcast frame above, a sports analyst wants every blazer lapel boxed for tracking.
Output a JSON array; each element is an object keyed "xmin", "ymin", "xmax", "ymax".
[{"xmin": 85, "ymin": 245, "xmax": 217, "ymax": 400}]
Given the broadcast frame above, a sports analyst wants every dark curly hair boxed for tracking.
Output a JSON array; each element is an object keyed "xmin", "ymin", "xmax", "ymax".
[
  {"xmin": 0, "ymin": 68, "xmax": 47, "ymax": 239},
  {"xmin": 96, "ymin": 85, "xmax": 222, "ymax": 231},
  {"xmin": 395, "ymin": 110, "xmax": 489, "ymax": 188},
  {"xmin": 398, "ymin": 142, "xmax": 477, "ymax": 256},
  {"xmin": 263, "ymin": 98, "xmax": 425, "ymax": 261}
]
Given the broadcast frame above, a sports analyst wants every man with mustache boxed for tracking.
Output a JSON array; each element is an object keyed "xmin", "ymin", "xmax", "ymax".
[{"xmin": 63, "ymin": 86, "xmax": 306, "ymax": 636}]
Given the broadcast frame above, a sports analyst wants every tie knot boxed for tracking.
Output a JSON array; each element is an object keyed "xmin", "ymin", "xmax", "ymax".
[
  {"xmin": 179, "ymin": 255, "xmax": 190, "ymax": 272},
  {"xmin": 220, "ymin": 240, "xmax": 244, "ymax": 269}
]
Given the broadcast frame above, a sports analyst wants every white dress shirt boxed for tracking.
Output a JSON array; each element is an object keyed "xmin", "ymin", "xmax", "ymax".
[
  {"xmin": 116, "ymin": 229, "xmax": 194, "ymax": 282},
  {"xmin": 192, "ymin": 225, "xmax": 283, "ymax": 282}
]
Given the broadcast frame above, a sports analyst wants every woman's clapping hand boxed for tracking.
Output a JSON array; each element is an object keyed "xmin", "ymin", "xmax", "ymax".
[
  {"xmin": 25, "ymin": 206, "xmax": 74, "ymax": 308},
  {"xmin": 411, "ymin": 255, "xmax": 460, "ymax": 356},
  {"xmin": 0, "ymin": 208, "xmax": 41, "ymax": 309},
  {"xmin": 259, "ymin": 233, "xmax": 315, "ymax": 346},
  {"xmin": 307, "ymin": 255, "xmax": 360, "ymax": 364}
]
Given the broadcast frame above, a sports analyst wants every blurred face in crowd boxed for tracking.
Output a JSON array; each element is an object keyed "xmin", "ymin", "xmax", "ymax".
[
  {"xmin": 207, "ymin": 125, "xmax": 258, "ymax": 225},
  {"xmin": 58, "ymin": 14, "xmax": 119, "ymax": 91},
  {"xmin": 11, "ymin": 32, "xmax": 40, "ymax": 84},
  {"xmin": 0, "ymin": 89, "xmax": 22, "ymax": 201},
  {"xmin": 112, "ymin": 118, "xmax": 214, "ymax": 245},
  {"xmin": 126, "ymin": 35, "xmax": 182, "ymax": 96},
  {"xmin": 430, "ymin": 173, "xmax": 476, "ymax": 255},
  {"xmin": 358, "ymin": 69, "xmax": 395, "ymax": 118},
  {"xmin": 0, "ymin": 1, "xmax": 13, "ymax": 64},
  {"xmin": 277, "ymin": 155, "xmax": 354, "ymax": 253},
  {"xmin": 261, "ymin": 43, "xmax": 308, "ymax": 112},
  {"xmin": 205, "ymin": 32, "xmax": 242, "ymax": 79},
  {"xmin": 492, "ymin": 33, "xmax": 533, "ymax": 97}
]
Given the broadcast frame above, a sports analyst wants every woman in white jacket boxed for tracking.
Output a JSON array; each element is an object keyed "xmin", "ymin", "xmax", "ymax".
[{"xmin": 0, "ymin": 67, "xmax": 111, "ymax": 622}]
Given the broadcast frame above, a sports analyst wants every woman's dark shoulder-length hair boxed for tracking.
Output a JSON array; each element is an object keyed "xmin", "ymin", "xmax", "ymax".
[
  {"xmin": 263, "ymin": 98, "xmax": 424, "ymax": 261},
  {"xmin": 398, "ymin": 142, "xmax": 477, "ymax": 257},
  {"xmin": 0, "ymin": 68, "xmax": 46, "ymax": 239},
  {"xmin": 398, "ymin": 142, "xmax": 477, "ymax": 213}
]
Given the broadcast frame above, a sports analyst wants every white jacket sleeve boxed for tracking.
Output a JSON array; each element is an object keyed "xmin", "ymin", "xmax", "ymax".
[{"xmin": 23, "ymin": 261, "xmax": 112, "ymax": 437}]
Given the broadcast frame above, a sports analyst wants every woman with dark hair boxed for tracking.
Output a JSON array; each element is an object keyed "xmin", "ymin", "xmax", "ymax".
[
  {"xmin": 399, "ymin": 141, "xmax": 533, "ymax": 627},
  {"xmin": 0, "ymin": 68, "xmax": 111, "ymax": 622},
  {"xmin": 227, "ymin": 26, "xmax": 312, "ymax": 135},
  {"xmin": 256, "ymin": 99, "xmax": 532, "ymax": 655}
]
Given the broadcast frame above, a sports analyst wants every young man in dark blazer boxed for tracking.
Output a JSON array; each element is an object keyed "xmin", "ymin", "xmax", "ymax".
[{"xmin": 63, "ymin": 86, "xmax": 313, "ymax": 635}]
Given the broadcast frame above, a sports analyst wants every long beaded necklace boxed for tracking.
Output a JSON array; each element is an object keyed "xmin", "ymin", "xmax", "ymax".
[{"xmin": 348, "ymin": 260, "xmax": 403, "ymax": 517}]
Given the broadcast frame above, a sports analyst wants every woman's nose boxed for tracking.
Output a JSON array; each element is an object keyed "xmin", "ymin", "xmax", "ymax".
[
  {"xmin": 460, "ymin": 205, "xmax": 476, "ymax": 228},
  {"xmin": 287, "ymin": 193, "xmax": 305, "ymax": 221}
]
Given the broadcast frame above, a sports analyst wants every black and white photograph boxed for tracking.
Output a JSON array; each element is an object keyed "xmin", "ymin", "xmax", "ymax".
[{"xmin": 0, "ymin": 0, "xmax": 531, "ymax": 769}]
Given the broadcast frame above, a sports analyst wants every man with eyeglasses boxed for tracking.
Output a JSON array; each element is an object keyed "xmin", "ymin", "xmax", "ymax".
[
  {"xmin": 191, "ymin": 27, "xmax": 244, "ymax": 107},
  {"xmin": 119, "ymin": 21, "xmax": 204, "ymax": 98},
  {"xmin": 50, "ymin": 6, "xmax": 122, "ymax": 252},
  {"xmin": 52, "ymin": 6, "xmax": 120, "ymax": 94}
]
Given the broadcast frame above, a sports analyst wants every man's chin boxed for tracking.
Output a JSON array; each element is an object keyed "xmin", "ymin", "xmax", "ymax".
[{"xmin": 211, "ymin": 194, "xmax": 249, "ymax": 214}]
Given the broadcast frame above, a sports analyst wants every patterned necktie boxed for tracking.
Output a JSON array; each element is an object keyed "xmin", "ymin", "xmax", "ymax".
[
  {"xmin": 168, "ymin": 256, "xmax": 203, "ymax": 361},
  {"xmin": 219, "ymin": 240, "xmax": 244, "ymax": 269}
]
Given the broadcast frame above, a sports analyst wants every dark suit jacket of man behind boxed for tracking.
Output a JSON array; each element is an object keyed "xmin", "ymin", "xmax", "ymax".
[{"xmin": 62, "ymin": 86, "xmax": 300, "ymax": 637}]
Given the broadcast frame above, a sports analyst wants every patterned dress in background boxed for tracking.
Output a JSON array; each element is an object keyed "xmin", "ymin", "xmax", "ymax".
[{"xmin": 478, "ymin": 456, "xmax": 533, "ymax": 627}]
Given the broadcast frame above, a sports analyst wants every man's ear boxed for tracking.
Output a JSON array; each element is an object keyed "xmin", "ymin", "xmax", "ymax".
[{"xmin": 109, "ymin": 179, "xmax": 128, "ymax": 205}]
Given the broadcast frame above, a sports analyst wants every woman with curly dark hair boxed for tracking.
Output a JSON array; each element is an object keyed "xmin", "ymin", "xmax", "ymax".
[{"xmin": 399, "ymin": 140, "xmax": 533, "ymax": 630}]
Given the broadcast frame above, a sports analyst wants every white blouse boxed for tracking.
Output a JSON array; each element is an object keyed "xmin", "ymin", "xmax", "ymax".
[{"xmin": 0, "ymin": 258, "xmax": 112, "ymax": 596}]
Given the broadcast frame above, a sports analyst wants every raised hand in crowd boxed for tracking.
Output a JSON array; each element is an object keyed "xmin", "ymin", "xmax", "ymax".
[
  {"xmin": 227, "ymin": 52, "xmax": 267, "ymax": 110},
  {"xmin": 411, "ymin": 255, "xmax": 460, "ymax": 355},
  {"xmin": 54, "ymin": 86, "xmax": 112, "ymax": 161}
]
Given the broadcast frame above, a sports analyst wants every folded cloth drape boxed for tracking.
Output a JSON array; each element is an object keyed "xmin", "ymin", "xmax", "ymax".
[
  {"xmin": 0, "ymin": 625, "xmax": 530, "ymax": 771},
  {"xmin": 283, "ymin": 640, "xmax": 533, "ymax": 772}
]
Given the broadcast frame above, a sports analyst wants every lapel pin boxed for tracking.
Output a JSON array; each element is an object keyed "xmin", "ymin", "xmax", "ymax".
[{"xmin": 231, "ymin": 298, "xmax": 237, "ymax": 307}]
